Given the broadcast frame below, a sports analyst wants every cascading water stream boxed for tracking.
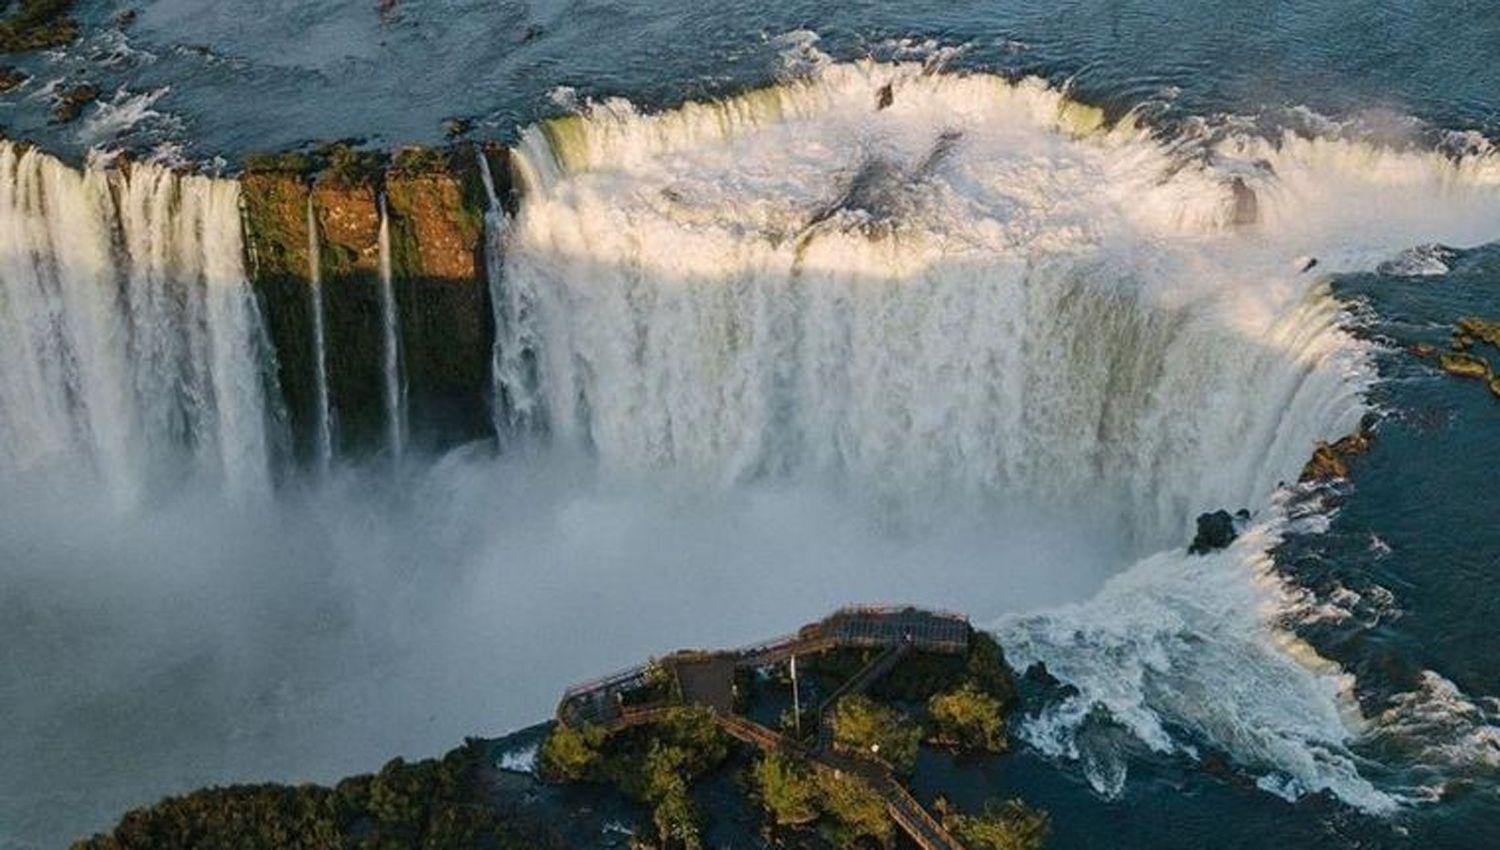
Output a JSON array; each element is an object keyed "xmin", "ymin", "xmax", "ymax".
[
  {"xmin": 478, "ymin": 149, "xmax": 540, "ymax": 441},
  {"xmin": 377, "ymin": 194, "xmax": 406, "ymax": 461},
  {"xmin": 499, "ymin": 60, "xmax": 1500, "ymax": 808},
  {"xmin": 0, "ymin": 142, "xmax": 273, "ymax": 501},
  {"xmin": 305, "ymin": 197, "xmax": 334, "ymax": 471}
]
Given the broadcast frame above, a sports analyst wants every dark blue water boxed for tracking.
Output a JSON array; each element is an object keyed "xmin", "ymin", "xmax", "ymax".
[
  {"xmin": 4, "ymin": 3, "xmax": 1499, "ymax": 848},
  {"xmin": 5, "ymin": 1, "xmax": 1497, "ymax": 164}
]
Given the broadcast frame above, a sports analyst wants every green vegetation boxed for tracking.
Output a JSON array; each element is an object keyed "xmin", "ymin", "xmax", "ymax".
[
  {"xmin": 244, "ymin": 150, "xmax": 318, "ymax": 175},
  {"xmin": 318, "ymin": 142, "xmax": 386, "ymax": 187},
  {"xmin": 753, "ymin": 751, "xmax": 819, "ymax": 826},
  {"xmin": 814, "ymin": 769, "xmax": 894, "ymax": 848},
  {"xmin": 71, "ymin": 741, "xmax": 553, "ymax": 850},
  {"xmin": 540, "ymin": 708, "xmax": 732, "ymax": 850},
  {"xmin": 830, "ymin": 694, "xmax": 921, "ymax": 774},
  {"xmin": 751, "ymin": 751, "xmax": 893, "ymax": 848},
  {"xmin": 621, "ymin": 661, "xmax": 678, "ymax": 708},
  {"xmin": 938, "ymin": 798, "xmax": 1051, "ymax": 850},
  {"xmin": 243, "ymin": 142, "xmax": 387, "ymax": 184},
  {"xmin": 538, "ymin": 721, "xmax": 608, "ymax": 781},
  {"xmin": 927, "ymin": 682, "xmax": 1009, "ymax": 753},
  {"xmin": 0, "ymin": 0, "xmax": 78, "ymax": 53},
  {"xmin": 391, "ymin": 145, "xmax": 453, "ymax": 175},
  {"xmin": 807, "ymin": 630, "xmax": 1016, "ymax": 706}
]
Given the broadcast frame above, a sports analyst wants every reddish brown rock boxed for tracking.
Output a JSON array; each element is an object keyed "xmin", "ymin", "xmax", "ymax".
[
  {"xmin": 1300, "ymin": 426, "xmax": 1374, "ymax": 484},
  {"xmin": 385, "ymin": 146, "xmax": 493, "ymax": 445},
  {"xmin": 241, "ymin": 170, "xmax": 322, "ymax": 466}
]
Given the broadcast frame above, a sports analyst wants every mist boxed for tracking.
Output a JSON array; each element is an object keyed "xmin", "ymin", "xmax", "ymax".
[{"xmin": 0, "ymin": 444, "xmax": 1126, "ymax": 849}]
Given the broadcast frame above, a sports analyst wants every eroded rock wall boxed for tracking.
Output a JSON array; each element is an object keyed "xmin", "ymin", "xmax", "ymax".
[
  {"xmin": 241, "ymin": 171, "xmax": 319, "ymax": 464},
  {"xmin": 386, "ymin": 147, "xmax": 495, "ymax": 447},
  {"xmin": 241, "ymin": 144, "xmax": 505, "ymax": 464}
]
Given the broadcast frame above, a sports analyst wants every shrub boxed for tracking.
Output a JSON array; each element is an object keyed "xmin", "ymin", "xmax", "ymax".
[
  {"xmin": 943, "ymin": 798, "xmax": 1051, "ymax": 850},
  {"xmin": 244, "ymin": 151, "xmax": 317, "ymax": 175},
  {"xmin": 754, "ymin": 751, "xmax": 819, "ymax": 826},
  {"xmin": 964, "ymin": 631, "xmax": 1018, "ymax": 705},
  {"xmin": 830, "ymin": 694, "xmax": 921, "ymax": 774},
  {"xmin": 814, "ymin": 770, "xmax": 894, "ymax": 848},
  {"xmin": 648, "ymin": 770, "xmax": 702, "ymax": 850},
  {"xmin": 546, "ymin": 708, "xmax": 729, "ymax": 849},
  {"xmin": 538, "ymin": 722, "xmax": 607, "ymax": 781},
  {"xmin": 391, "ymin": 146, "xmax": 452, "ymax": 175},
  {"xmin": 318, "ymin": 142, "xmax": 385, "ymax": 186},
  {"xmin": 71, "ymin": 742, "xmax": 531, "ymax": 850},
  {"xmin": 927, "ymin": 683, "xmax": 1008, "ymax": 753}
]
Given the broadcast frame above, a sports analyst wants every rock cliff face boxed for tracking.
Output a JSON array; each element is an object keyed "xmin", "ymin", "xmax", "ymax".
[
  {"xmin": 312, "ymin": 174, "xmax": 387, "ymax": 458},
  {"xmin": 386, "ymin": 147, "xmax": 498, "ymax": 447},
  {"xmin": 241, "ymin": 170, "xmax": 319, "ymax": 464},
  {"xmin": 240, "ymin": 144, "xmax": 506, "ymax": 463}
]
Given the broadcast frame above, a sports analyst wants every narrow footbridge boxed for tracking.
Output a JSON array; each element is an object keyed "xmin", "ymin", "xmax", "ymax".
[{"xmin": 555, "ymin": 605, "xmax": 972, "ymax": 850}]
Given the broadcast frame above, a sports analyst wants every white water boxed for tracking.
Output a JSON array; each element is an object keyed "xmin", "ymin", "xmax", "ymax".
[
  {"xmin": 0, "ymin": 142, "xmax": 272, "ymax": 502},
  {"xmin": 6, "ymin": 60, "xmax": 1500, "ymax": 849},
  {"xmin": 376, "ymin": 194, "xmax": 406, "ymax": 460},
  {"xmin": 306, "ymin": 196, "xmax": 334, "ymax": 471},
  {"xmin": 502, "ymin": 59, "xmax": 1500, "ymax": 808},
  {"xmin": 478, "ymin": 150, "xmax": 542, "ymax": 440}
]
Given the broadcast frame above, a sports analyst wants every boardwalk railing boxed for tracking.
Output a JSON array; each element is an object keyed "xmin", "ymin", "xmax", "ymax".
[{"xmin": 552, "ymin": 604, "xmax": 975, "ymax": 850}]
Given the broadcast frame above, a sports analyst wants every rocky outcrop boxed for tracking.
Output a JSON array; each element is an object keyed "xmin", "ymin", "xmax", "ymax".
[
  {"xmin": 1300, "ymin": 418, "xmax": 1375, "ymax": 483},
  {"xmin": 0, "ymin": 0, "xmax": 78, "ymax": 53},
  {"xmin": 50, "ymin": 82, "xmax": 96, "ymax": 123},
  {"xmin": 1188, "ymin": 509, "xmax": 1246, "ymax": 555},
  {"xmin": 385, "ymin": 146, "xmax": 500, "ymax": 446},
  {"xmin": 241, "ymin": 143, "xmax": 507, "ymax": 463},
  {"xmin": 1455, "ymin": 316, "xmax": 1500, "ymax": 349},
  {"xmin": 0, "ymin": 65, "xmax": 26, "ymax": 93},
  {"xmin": 1438, "ymin": 351, "xmax": 1492, "ymax": 380}
]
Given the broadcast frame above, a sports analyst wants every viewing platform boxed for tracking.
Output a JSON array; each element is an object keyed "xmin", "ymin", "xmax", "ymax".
[{"xmin": 554, "ymin": 605, "xmax": 974, "ymax": 850}]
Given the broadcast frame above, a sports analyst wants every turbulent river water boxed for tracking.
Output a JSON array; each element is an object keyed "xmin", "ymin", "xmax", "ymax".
[{"xmin": 2, "ymin": 3, "xmax": 1499, "ymax": 849}]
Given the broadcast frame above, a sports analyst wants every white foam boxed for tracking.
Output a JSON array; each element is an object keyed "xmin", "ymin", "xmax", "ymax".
[
  {"xmin": 498, "ymin": 60, "xmax": 1500, "ymax": 810},
  {"xmin": 0, "ymin": 143, "xmax": 273, "ymax": 502}
]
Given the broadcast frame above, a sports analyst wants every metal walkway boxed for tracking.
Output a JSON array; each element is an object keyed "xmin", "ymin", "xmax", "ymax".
[{"xmin": 554, "ymin": 605, "xmax": 972, "ymax": 850}]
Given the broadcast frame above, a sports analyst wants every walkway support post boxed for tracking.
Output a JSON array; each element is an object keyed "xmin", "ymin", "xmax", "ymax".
[{"xmin": 791, "ymin": 654, "xmax": 802, "ymax": 737}]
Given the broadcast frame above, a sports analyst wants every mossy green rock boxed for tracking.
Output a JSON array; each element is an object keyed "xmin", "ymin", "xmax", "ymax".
[
  {"xmin": 0, "ymin": 0, "xmax": 78, "ymax": 54},
  {"xmin": 1439, "ymin": 351, "xmax": 1492, "ymax": 380},
  {"xmin": 241, "ymin": 171, "xmax": 321, "ymax": 465},
  {"xmin": 386, "ymin": 146, "xmax": 494, "ymax": 446},
  {"xmin": 312, "ymin": 177, "xmax": 387, "ymax": 459},
  {"xmin": 1457, "ymin": 316, "xmax": 1500, "ymax": 349}
]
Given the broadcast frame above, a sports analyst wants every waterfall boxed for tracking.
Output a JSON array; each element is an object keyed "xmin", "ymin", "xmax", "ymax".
[
  {"xmin": 478, "ymin": 150, "xmax": 540, "ymax": 442},
  {"xmin": 495, "ymin": 59, "xmax": 1500, "ymax": 810},
  {"xmin": 0, "ymin": 142, "xmax": 273, "ymax": 501},
  {"xmin": 377, "ymin": 194, "xmax": 406, "ymax": 460},
  {"xmin": 503, "ymin": 62, "xmax": 1500, "ymax": 543},
  {"xmin": 503, "ymin": 67, "xmax": 1348, "ymax": 545},
  {"xmin": 305, "ymin": 197, "xmax": 334, "ymax": 471}
]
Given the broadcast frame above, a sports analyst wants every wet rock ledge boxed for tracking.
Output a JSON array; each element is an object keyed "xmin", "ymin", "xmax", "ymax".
[{"xmin": 240, "ymin": 143, "xmax": 511, "ymax": 460}]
